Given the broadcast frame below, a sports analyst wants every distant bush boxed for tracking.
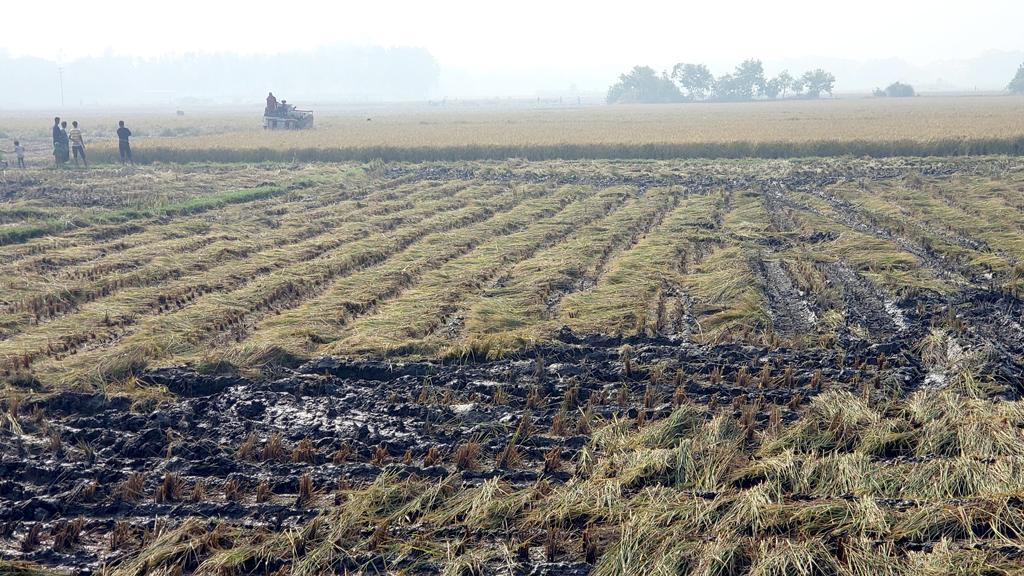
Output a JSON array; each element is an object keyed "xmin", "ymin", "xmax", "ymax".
[
  {"xmin": 1010, "ymin": 63, "xmax": 1024, "ymax": 94},
  {"xmin": 607, "ymin": 66, "xmax": 682, "ymax": 104},
  {"xmin": 875, "ymin": 82, "xmax": 916, "ymax": 98}
]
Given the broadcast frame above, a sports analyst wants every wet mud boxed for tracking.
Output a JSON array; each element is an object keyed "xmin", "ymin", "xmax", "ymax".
[
  {"xmin": 823, "ymin": 261, "xmax": 905, "ymax": 338},
  {"xmin": 752, "ymin": 258, "xmax": 817, "ymax": 338},
  {"xmin": 4, "ymin": 286, "xmax": 1024, "ymax": 573}
]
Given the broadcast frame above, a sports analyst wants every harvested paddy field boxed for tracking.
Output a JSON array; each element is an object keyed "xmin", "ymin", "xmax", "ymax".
[{"xmin": 3, "ymin": 156, "xmax": 1024, "ymax": 574}]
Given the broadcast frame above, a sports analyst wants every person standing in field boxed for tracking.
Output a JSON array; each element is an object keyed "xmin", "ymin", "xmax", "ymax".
[
  {"xmin": 116, "ymin": 121, "xmax": 133, "ymax": 165},
  {"xmin": 59, "ymin": 121, "xmax": 71, "ymax": 165},
  {"xmin": 14, "ymin": 140, "xmax": 25, "ymax": 169},
  {"xmin": 266, "ymin": 92, "xmax": 278, "ymax": 116},
  {"xmin": 69, "ymin": 121, "xmax": 87, "ymax": 167},
  {"xmin": 52, "ymin": 116, "xmax": 68, "ymax": 167}
]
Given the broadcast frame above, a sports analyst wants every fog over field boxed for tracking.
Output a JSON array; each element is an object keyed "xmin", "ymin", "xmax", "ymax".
[{"xmin": 2, "ymin": 0, "xmax": 1023, "ymax": 107}]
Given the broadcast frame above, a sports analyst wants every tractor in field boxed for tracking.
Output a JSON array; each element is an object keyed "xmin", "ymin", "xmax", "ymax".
[{"xmin": 263, "ymin": 99, "xmax": 314, "ymax": 130}]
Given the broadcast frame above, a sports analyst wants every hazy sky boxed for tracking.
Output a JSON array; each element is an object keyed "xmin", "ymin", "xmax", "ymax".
[{"xmin": 5, "ymin": 0, "xmax": 1023, "ymax": 71}]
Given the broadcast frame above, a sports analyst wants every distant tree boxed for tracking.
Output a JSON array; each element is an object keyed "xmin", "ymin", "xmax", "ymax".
[
  {"xmin": 1009, "ymin": 63, "xmax": 1024, "ymax": 94},
  {"xmin": 606, "ymin": 66, "xmax": 683, "ymax": 104},
  {"xmin": 876, "ymin": 82, "xmax": 915, "ymax": 97},
  {"xmin": 775, "ymin": 71, "xmax": 794, "ymax": 98},
  {"xmin": 790, "ymin": 76, "xmax": 806, "ymax": 97},
  {"xmin": 739, "ymin": 60, "xmax": 767, "ymax": 96},
  {"xmin": 711, "ymin": 74, "xmax": 739, "ymax": 101},
  {"xmin": 709, "ymin": 60, "xmax": 765, "ymax": 102},
  {"xmin": 763, "ymin": 70, "xmax": 794, "ymax": 99},
  {"xmin": 671, "ymin": 63, "xmax": 715, "ymax": 100},
  {"xmin": 800, "ymin": 69, "xmax": 836, "ymax": 99}
]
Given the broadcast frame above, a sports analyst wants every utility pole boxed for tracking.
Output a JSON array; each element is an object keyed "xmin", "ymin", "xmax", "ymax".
[{"xmin": 56, "ymin": 50, "xmax": 65, "ymax": 108}]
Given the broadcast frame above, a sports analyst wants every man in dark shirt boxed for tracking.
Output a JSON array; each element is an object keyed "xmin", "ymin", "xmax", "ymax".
[
  {"xmin": 116, "ymin": 121, "xmax": 133, "ymax": 165},
  {"xmin": 52, "ymin": 117, "xmax": 66, "ymax": 167}
]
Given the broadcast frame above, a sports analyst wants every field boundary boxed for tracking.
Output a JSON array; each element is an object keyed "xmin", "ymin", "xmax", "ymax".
[{"xmin": 72, "ymin": 137, "xmax": 1024, "ymax": 164}]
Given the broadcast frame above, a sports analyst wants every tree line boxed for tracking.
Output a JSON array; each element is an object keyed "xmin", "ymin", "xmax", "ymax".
[
  {"xmin": 607, "ymin": 60, "xmax": 836, "ymax": 104},
  {"xmin": 0, "ymin": 46, "xmax": 440, "ymax": 107}
]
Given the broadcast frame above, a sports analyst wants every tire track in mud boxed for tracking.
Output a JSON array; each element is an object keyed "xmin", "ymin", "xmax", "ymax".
[
  {"xmin": 902, "ymin": 289, "xmax": 1024, "ymax": 397},
  {"xmin": 650, "ymin": 282, "xmax": 700, "ymax": 340},
  {"xmin": 933, "ymin": 290, "xmax": 1024, "ymax": 391},
  {"xmin": 751, "ymin": 258, "xmax": 817, "ymax": 339},
  {"xmin": 903, "ymin": 184, "xmax": 1024, "ymax": 268},
  {"xmin": 653, "ymin": 192, "xmax": 735, "ymax": 341},
  {"xmin": 857, "ymin": 186, "xmax": 1019, "ymax": 273},
  {"xmin": 777, "ymin": 185, "xmax": 1021, "ymax": 390},
  {"xmin": 674, "ymin": 240, "xmax": 726, "ymax": 338},
  {"xmin": 788, "ymin": 178, "xmax": 1024, "ymax": 393},
  {"xmin": 765, "ymin": 180, "xmax": 1009, "ymax": 352},
  {"xmin": 807, "ymin": 187, "xmax": 976, "ymax": 285},
  {"xmin": 756, "ymin": 183, "xmax": 821, "ymax": 340},
  {"xmin": 820, "ymin": 261, "xmax": 904, "ymax": 340},
  {"xmin": 761, "ymin": 181, "xmax": 921, "ymax": 340},
  {"xmin": 759, "ymin": 181, "xmax": 914, "ymax": 344}
]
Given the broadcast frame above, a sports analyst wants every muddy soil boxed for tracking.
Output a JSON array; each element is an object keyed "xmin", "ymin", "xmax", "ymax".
[
  {"xmin": 4, "ymin": 287, "xmax": 1024, "ymax": 573},
  {"xmin": 822, "ymin": 261, "xmax": 904, "ymax": 340},
  {"xmin": 752, "ymin": 258, "xmax": 817, "ymax": 338}
]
